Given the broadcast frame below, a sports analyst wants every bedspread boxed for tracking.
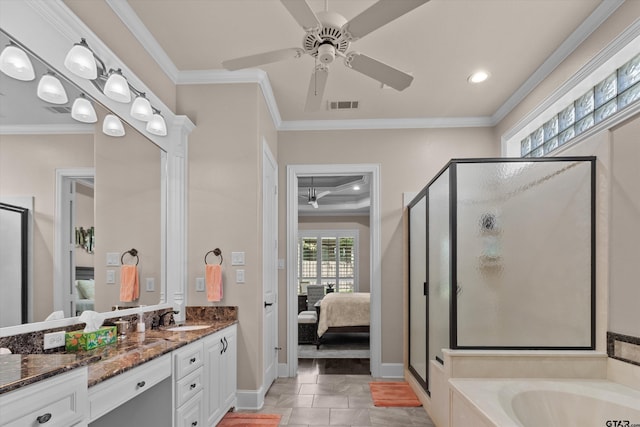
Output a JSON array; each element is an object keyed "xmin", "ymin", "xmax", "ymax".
[{"xmin": 317, "ymin": 292, "xmax": 370, "ymax": 337}]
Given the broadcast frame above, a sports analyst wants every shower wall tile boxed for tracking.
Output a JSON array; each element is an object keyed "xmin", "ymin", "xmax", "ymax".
[
  {"xmin": 608, "ymin": 332, "xmax": 640, "ymax": 367},
  {"xmin": 608, "ymin": 357, "xmax": 640, "ymax": 392}
]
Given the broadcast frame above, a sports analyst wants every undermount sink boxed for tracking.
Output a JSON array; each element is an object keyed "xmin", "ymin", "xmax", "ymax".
[{"xmin": 166, "ymin": 325, "xmax": 212, "ymax": 332}]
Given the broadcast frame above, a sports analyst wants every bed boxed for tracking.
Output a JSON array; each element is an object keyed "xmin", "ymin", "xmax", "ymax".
[
  {"xmin": 315, "ymin": 292, "xmax": 370, "ymax": 348},
  {"xmin": 75, "ymin": 266, "xmax": 95, "ymax": 315}
]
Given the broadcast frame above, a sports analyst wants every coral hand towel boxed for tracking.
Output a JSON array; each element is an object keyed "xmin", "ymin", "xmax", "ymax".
[
  {"xmin": 206, "ymin": 264, "xmax": 223, "ymax": 302},
  {"xmin": 120, "ymin": 265, "xmax": 139, "ymax": 302}
]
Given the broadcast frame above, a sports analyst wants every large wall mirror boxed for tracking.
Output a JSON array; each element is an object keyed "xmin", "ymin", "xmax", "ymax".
[{"xmin": 0, "ymin": 28, "xmax": 166, "ymax": 327}]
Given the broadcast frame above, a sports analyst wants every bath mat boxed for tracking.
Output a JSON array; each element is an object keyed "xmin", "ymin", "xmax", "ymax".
[
  {"xmin": 217, "ymin": 412, "xmax": 282, "ymax": 426},
  {"xmin": 369, "ymin": 381, "xmax": 422, "ymax": 407}
]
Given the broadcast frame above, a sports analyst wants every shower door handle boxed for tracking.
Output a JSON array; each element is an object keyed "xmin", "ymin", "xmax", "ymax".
[{"xmin": 423, "ymin": 282, "xmax": 428, "ymax": 296}]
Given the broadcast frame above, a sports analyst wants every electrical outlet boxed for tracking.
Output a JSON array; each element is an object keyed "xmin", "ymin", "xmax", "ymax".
[
  {"xmin": 106, "ymin": 270, "xmax": 115, "ymax": 284},
  {"xmin": 145, "ymin": 277, "xmax": 155, "ymax": 292},
  {"xmin": 195, "ymin": 277, "xmax": 205, "ymax": 292},
  {"xmin": 236, "ymin": 269, "xmax": 245, "ymax": 284},
  {"xmin": 44, "ymin": 331, "xmax": 66, "ymax": 350}
]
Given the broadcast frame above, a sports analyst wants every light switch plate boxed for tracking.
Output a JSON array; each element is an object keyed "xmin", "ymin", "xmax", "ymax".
[
  {"xmin": 278, "ymin": 259, "xmax": 285, "ymax": 270},
  {"xmin": 195, "ymin": 277, "xmax": 205, "ymax": 292},
  {"xmin": 106, "ymin": 252, "xmax": 120, "ymax": 266},
  {"xmin": 231, "ymin": 251, "xmax": 245, "ymax": 266},
  {"xmin": 145, "ymin": 277, "xmax": 155, "ymax": 292},
  {"xmin": 236, "ymin": 269, "xmax": 245, "ymax": 284},
  {"xmin": 106, "ymin": 270, "xmax": 115, "ymax": 284}
]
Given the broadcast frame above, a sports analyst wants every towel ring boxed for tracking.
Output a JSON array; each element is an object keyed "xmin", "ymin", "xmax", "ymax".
[
  {"xmin": 205, "ymin": 248, "xmax": 223, "ymax": 265},
  {"xmin": 121, "ymin": 248, "xmax": 139, "ymax": 266}
]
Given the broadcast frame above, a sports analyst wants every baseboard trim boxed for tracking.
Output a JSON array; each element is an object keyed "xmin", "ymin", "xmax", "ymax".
[
  {"xmin": 278, "ymin": 363, "xmax": 289, "ymax": 377},
  {"xmin": 379, "ymin": 363, "xmax": 404, "ymax": 378},
  {"xmin": 235, "ymin": 387, "xmax": 265, "ymax": 410}
]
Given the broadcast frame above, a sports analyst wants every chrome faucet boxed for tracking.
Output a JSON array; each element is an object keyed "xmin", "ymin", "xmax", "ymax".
[{"xmin": 153, "ymin": 310, "xmax": 179, "ymax": 329}]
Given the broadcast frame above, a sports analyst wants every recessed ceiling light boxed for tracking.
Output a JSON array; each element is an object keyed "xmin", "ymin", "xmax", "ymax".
[
  {"xmin": 468, "ymin": 70, "xmax": 490, "ymax": 84},
  {"xmin": 353, "ymin": 185, "xmax": 360, "ymax": 191}
]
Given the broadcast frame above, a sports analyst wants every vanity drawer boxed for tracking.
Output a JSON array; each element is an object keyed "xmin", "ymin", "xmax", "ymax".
[
  {"xmin": 174, "ymin": 341, "xmax": 204, "ymax": 379},
  {"xmin": 0, "ymin": 368, "xmax": 87, "ymax": 427},
  {"xmin": 176, "ymin": 390, "xmax": 204, "ymax": 427},
  {"xmin": 88, "ymin": 353, "xmax": 171, "ymax": 421},
  {"xmin": 176, "ymin": 367, "xmax": 204, "ymax": 407}
]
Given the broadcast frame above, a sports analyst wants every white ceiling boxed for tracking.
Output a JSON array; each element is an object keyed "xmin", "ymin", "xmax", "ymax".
[{"xmin": 97, "ymin": 0, "xmax": 611, "ymax": 126}]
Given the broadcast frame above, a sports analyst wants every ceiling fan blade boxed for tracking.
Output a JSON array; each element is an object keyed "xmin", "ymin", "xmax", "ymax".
[
  {"xmin": 316, "ymin": 190, "xmax": 331, "ymax": 199},
  {"xmin": 342, "ymin": 0, "xmax": 429, "ymax": 41},
  {"xmin": 345, "ymin": 52, "xmax": 413, "ymax": 91},
  {"xmin": 304, "ymin": 65, "xmax": 329, "ymax": 112},
  {"xmin": 222, "ymin": 48, "xmax": 303, "ymax": 71},
  {"xmin": 281, "ymin": 0, "xmax": 322, "ymax": 31}
]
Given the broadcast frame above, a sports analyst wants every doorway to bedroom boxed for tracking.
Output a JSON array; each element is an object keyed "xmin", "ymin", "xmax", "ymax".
[{"xmin": 286, "ymin": 164, "xmax": 381, "ymax": 377}]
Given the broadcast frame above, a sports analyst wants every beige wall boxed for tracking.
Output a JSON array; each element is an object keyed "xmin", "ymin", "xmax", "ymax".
[
  {"xmin": 0, "ymin": 133, "xmax": 93, "ymax": 321},
  {"xmin": 298, "ymin": 215, "xmax": 371, "ymax": 292},
  {"xmin": 278, "ymin": 128, "xmax": 499, "ymax": 364},
  {"xmin": 94, "ymin": 113, "xmax": 163, "ymax": 312},
  {"xmin": 178, "ymin": 83, "xmax": 276, "ymax": 390}
]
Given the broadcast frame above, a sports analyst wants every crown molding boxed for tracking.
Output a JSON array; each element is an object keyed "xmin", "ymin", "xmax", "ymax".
[
  {"xmin": 0, "ymin": 124, "xmax": 94, "ymax": 135},
  {"xmin": 105, "ymin": 0, "xmax": 180, "ymax": 80},
  {"xmin": 491, "ymin": 0, "xmax": 625, "ymax": 126},
  {"xmin": 502, "ymin": 17, "xmax": 640, "ymax": 146},
  {"xmin": 108, "ymin": 0, "xmax": 624, "ymax": 132}
]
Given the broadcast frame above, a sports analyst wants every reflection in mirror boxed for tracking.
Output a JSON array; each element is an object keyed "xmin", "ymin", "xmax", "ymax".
[{"xmin": 0, "ymin": 29, "xmax": 165, "ymax": 326}]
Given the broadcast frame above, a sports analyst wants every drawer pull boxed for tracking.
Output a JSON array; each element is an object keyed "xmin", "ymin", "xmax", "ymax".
[
  {"xmin": 189, "ymin": 357, "xmax": 196, "ymax": 364},
  {"xmin": 36, "ymin": 413, "xmax": 52, "ymax": 424},
  {"xmin": 190, "ymin": 383, "xmax": 197, "ymax": 389},
  {"xmin": 137, "ymin": 381, "xmax": 146, "ymax": 388},
  {"xmin": 191, "ymin": 422, "xmax": 198, "ymax": 426},
  {"xmin": 223, "ymin": 337, "xmax": 228, "ymax": 353},
  {"xmin": 220, "ymin": 338, "xmax": 224, "ymax": 354}
]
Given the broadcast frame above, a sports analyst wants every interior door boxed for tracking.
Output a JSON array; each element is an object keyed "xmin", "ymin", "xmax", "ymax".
[
  {"xmin": 61, "ymin": 177, "xmax": 77, "ymax": 318},
  {"xmin": 262, "ymin": 143, "xmax": 278, "ymax": 389}
]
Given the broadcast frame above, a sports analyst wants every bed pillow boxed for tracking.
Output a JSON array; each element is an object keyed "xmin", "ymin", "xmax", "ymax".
[{"xmin": 76, "ymin": 279, "xmax": 95, "ymax": 299}]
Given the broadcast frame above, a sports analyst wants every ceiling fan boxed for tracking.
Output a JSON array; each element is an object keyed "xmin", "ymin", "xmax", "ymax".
[
  {"xmin": 222, "ymin": 0, "xmax": 429, "ymax": 111},
  {"xmin": 303, "ymin": 178, "xmax": 330, "ymax": 208}
]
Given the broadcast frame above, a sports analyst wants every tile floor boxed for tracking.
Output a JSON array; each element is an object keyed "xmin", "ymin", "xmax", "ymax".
[{"xmin": 237, "ymin": 359, "xmax": 436, "ymax": 427}]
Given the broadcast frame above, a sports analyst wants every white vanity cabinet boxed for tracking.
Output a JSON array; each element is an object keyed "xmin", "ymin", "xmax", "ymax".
[
  {"xmin": 173, "ymin": 340, "xmax": 205, "ymax": 427},
  {"xmin": 204, "ymin": 324, "xmax": 237, "ymax": 426},
  {"xmin": 88, "ymin": 353, "xmax": 172, "ymax": 424},
  {"xmin": 0, "ymin": 368, "xmax": 88, "ymax": 427}
]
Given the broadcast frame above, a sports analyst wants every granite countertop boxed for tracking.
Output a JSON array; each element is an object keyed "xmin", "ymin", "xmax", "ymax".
[{"xmin": 0, "ymin": 320, "xmax": 237, "ymax": 394}]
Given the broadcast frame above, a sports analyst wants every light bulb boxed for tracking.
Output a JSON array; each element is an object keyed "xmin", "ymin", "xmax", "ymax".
[
  {"xmin": 103, "ymin": 114, "xmax": 125, "ymax": 137},
  {"xmin": 130, "ymin": 94, "xmax": 153, "ymax": 121},
  {"xmin": 37, "ymin": 73, "xmax": 68, "ymax": 104},
  {"xmin": 0, "ymin": 44, "xmax": 35, "ymax": 81},
  {"xmin": 146, "ymin": 113, "xmax": 167, "ymax": 136},
  {"xmin": 64, "ymin": 40, "xmax": 97, "ymax": 79},
  {"xmin": 71, "ymin": 95, "xmax": 97, "ymax": 123},
  {"xmin": 104, "ymin": 69, "xmax": 131, "ymax": 103},
  {"xmin": 468, "ymin": 71, "xmax": 490, "ymax": 84}
]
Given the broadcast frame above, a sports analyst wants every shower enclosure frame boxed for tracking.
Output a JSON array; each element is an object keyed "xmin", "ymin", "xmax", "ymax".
[{"xmin": 408, "ymin": 156, "xmax": 596, "ymax": 392}]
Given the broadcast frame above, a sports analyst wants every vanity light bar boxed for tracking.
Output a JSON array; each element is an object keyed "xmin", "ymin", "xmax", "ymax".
[{"xmin": 64, "ymin": 39, "xmax": 167, "ymax": 136}]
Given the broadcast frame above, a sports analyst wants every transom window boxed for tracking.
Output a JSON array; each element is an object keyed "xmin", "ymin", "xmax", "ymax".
[
  {"xmin": 298, "ymin": 230, "xmax": 358, "ymax": 294},
  {"xmin": 521, "ymin": 53, "xmax": 640, "ymax": 157}
]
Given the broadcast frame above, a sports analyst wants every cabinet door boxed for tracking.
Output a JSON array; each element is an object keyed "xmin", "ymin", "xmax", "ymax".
[
  {"xmin": 221, "ymin": 326, "xmax": 237, "ymax": 409},
  {"xmin": 205, "ymin": 334, "xmax": 224, "ymax": 426}
]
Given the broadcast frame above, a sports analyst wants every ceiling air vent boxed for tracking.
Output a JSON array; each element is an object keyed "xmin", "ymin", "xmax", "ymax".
[
  {"xmin": 328, "ymin": 100, "xmax": 359, "ymax": 110},
  {"xmin": 44, "ymin": 106, "xmax": 72, "ymax": 114}
]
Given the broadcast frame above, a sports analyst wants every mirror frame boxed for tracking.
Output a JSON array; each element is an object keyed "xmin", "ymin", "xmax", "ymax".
[{"xmin": 0, "ymin": 0, "xmax": 194, "ymax": 332}]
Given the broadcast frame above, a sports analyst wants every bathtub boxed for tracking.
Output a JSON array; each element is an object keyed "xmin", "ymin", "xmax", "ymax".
[{"xmin": 449, "ymin": 378, "xmax": 640, "ymax": 427}]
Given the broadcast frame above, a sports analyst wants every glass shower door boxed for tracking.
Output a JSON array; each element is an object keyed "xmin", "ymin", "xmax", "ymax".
[
  {"xmin": 428, "ymin": 169, "xmax": 450, "ymax": 366},
  {"xmin": 408, "ymin": 194, "xmax": 427, "ymax": 388}
]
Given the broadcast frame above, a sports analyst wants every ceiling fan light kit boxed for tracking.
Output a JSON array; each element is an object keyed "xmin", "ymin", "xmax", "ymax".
[{"xmin": 222, "ymin": 0, "xmax": 429, "ymax": 111}]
